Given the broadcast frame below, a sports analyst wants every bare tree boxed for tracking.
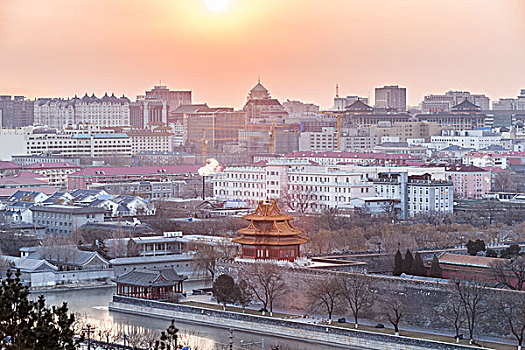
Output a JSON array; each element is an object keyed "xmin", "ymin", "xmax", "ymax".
[
  {"xmin": 192, "ymin": 241, "xmax": 235, "ymax": 281},
  {"xmin": 245, "ymin": 263, "xmax": 287, "ymax": 316},
  {"xmin": 491, "ymin": 257, "xmax": 525, "ymax": 291},
  {"xmin": 235, "ymin": 278, "xmax": 253, "ymax": 313},
  {"xmin": 382, "ymin": 290, "xmax": 406, "ymax": 336},
  {"xmin": 340, "ymin": 273, "xmax": 373, "ymax": 329},
  {"xmin": 306, "ymin": 276, "xmax": 341, "ymax": 324},
  {"xmin": 109, "ymin": 227, "xmax": 128, "ymax": 258},
  {"xmin": 436, "ymin": 298, "xmax": 465, "ymax": 343},
  {"xmin": 493, "ymin": 170, "xmax": 517, "ymax": 193},
  {"xmin": 498, "ymin": 293, "xmax": 525, "ymax": 350},
  {"xmin": 284, "ymin": 184, "xmax": 316, "ymax": 214},
  {"xmin": 40, "ymin": 235, "xmax": 79, "ymax": 269},
  {"xmin": 452, "ymin": 280, "xmax": 488, "ymax": 344}
]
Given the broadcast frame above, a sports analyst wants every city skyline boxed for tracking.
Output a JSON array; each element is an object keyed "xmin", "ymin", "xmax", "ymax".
[{"xmin": 1, "ymin": 0, "xmax": 524, "ymax": 108}]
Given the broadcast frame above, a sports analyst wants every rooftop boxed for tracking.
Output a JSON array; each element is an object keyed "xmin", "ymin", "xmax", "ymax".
[{"xmin": 69, "ymin": 165, "xmax": 200, "ymax": 177}]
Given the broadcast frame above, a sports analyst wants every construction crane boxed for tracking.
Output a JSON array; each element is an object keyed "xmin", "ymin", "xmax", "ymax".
[
  {"xmin": 189, "ymin": 130, "xmax": 242, "ymax": 165},
  {"xmin": 189, "ymin": 123, "xmax": 289, "ymax": 157},
  {"xmin": 320, "ymin": 109, "xmax": 344, "ymax": 151}
]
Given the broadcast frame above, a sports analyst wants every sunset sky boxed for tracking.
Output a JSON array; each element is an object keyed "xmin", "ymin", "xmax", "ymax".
[{"xmin": 1, "ymin": 0, "xmax": 524, "ymax": 108}]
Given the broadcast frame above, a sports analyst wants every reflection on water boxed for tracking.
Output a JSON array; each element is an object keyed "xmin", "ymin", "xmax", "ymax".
[{"xmin": 32, "ymin": 287, "xmax": 342, "ymax": 350}]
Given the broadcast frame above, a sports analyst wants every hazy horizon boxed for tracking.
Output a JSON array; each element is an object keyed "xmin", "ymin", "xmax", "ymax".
[{"xmin": 1, "ymin": 0, "xmax": 524, "ymax": 109}]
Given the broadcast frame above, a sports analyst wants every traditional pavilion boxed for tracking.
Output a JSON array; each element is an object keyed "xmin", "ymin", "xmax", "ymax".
[
  {"xmin": 233, "ymin": 199, "xmax": 308, "ymax": 262},
  {"xmin": 115, "ymin": 268, "xmax": 185, "ymax": 301}
]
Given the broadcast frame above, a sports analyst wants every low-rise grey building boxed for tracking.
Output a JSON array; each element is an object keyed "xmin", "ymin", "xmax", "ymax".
[{"xmin": 31, "ymin": 204, "xmax": 105, "ymax": 235}]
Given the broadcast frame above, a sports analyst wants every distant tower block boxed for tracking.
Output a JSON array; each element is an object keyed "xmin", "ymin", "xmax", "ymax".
[{"xmin": 233, "ymin": 199, "xmax": 308, "ymax": 262}]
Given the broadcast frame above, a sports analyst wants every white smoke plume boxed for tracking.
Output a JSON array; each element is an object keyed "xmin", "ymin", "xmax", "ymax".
[{"xmin": 198, "ymin": 158, "xmax": 224, "ymax": 176}]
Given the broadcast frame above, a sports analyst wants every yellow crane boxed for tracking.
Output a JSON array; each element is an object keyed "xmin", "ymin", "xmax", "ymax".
[
  {"xmin": 189, "ymin": 123, "xmax": 291, "ymax": 157},
  {"xmin": 320, "ymin": 109, "xmax": 344, "ymax": 151},
  {"xmin": 190, "ymin": 130, "xmax": 242, "ymax": 165}
]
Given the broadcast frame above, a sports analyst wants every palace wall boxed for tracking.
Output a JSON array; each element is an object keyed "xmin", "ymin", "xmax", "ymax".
[{"xmin": 216, "ymin": 259, "xmax": 521, "ymax": 340}]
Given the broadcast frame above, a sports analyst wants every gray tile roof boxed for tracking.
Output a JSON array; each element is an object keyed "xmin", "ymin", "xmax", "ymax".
[{"xmin": 115, "ymin": 268, "xmax": 184, "ymax": 286}]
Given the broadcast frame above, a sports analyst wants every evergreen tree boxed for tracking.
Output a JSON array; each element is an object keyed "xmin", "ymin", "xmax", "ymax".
[
  {"xmin": 429, "ymin": 255, "xmax": 443, "ymax": 278},
  {"xmin": 0, "ymin": 269, "xmax": 79, "ymax": 349},
  {"xmin": 212, "ymin": 274, "xmax": 237, "ymax": 310},
  {"xmin": 410, "ymin": 252, "xmax": 427, "ymax": 276},
  {"xmin": 466, "ymin": 239, "xmax": 485, "ymax": 256},
  {"xmin": 402, "ymin": 249, "xmax": 413, "ymax": 274},
  {"xmin": 393, "ymin": 249, "xmax": 403, "ymax": 276}
]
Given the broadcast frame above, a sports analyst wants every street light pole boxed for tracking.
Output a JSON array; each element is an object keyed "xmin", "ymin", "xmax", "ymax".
[{"xmin": 81, "ymin": 324, "xmax": 94, "ymax": 350}]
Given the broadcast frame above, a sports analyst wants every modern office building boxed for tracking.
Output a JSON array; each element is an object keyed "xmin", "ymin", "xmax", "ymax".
[
  {"xmin": 145, "ymin": 85, "xmax": 192, "ymax": 113},
  {"xmin": 374, "ymin": 85, "xmax": 407, "ymax": 111},
  {"xmin": 0, "ymin": 96, "xmax": 34, "ymax": 127}
]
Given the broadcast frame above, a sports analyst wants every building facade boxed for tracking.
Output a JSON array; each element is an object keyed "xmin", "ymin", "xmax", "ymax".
[
  {"xmin": 67, "ymin": 165, "xmax": 199, "ymax": 190},
  {"xmin": 31, "ymin": 205, "xmax": 105, "ymax": 235},
  {"xmin": 421, "ymin": 91, "xmax": 490, "ymax": 113},
  {"xmin": 243, "ymin": 81, "xmax": 288, "ymax": 124},
  {"xmin": 372, "ymin": 172, "xmax": 453, "ymax": 219},
  {"xmin": 213, "ymin": 161, "xmax": 373, "ymax": 212},
  {"xmin": 26, "ymin": 131, "xmax": 132, "ymax": 158},
  {"xmin": 145, "ymin": 85, "xmax": 191, "ymax": 113},
  {"xmin": 0, "ymin": 96, "xmax": 34, "ymax": 127},
  {"xmin": 374, "ymin": 85, "xmax": 407, "ymax": 111},
  {"xmin": 24, "ymin": 162, "xmax": 81, "ymax": 187},
  {"xmin": 34, "ymin": 94, "xmax": 130, "ymax": 128}
]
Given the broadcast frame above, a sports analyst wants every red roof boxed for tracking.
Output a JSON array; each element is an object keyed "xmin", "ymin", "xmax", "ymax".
[
  {"xmin": 0, "ymin": 186, "xmax": 58, "ymax": 197},
  {"xmin": 69, "ymin": 165, "xmax": 201, "ymax": 177},
  {"xmin": 25, "ymin": 162, "xmax": 80, "ymax": 169},
  {"xmin": 0, "ymin": 175, "xmax": 48, "ymax": 186},
  {"xmin": 14, "ymin": 171, "xmax": 48, "ymax": 179},
  {"xmin": 285, "ymin": 151, "xmax": 418, "ymax": 160},
  {"xmin": 424, "ymin": 163, "xmax": 488, "ymax": 173},
  {"xmin": 0, "ymin": 161, "xmax": 22, "ymax": 170}
]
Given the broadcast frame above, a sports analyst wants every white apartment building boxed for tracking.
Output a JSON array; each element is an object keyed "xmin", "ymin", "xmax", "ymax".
[
  {"xmin": 127, "ymin": 130, "xmax": 174, "ymax": 154},
  {"xmin": 462, "ymin": 152, "xmax": 508, "ymax": 169},
  {"xmin": 0, "ymin": 127, "xmax": 33, "ymax": 160},
  {"xmin": 34, "ymin": 94, "xmax": 130, "ymax": 128},
  {"xmin": 212, "ymin": 160, "xmax": 373, "ymax": 212},
  {"xmin": 373, "ymin": 172, "xmax": 453, "ymax": 219},
  {"xmin": 430, "ymin": 129, "xmax": 502, "ymax": 151},
  {"xmin": 26, "ymin": 131, "xmax": 132, "ymax": 158}
]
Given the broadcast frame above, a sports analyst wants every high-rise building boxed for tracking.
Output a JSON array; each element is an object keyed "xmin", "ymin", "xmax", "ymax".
[
  {"xmin": 130, "ymin": 96, "xmax": 168, "ymax": 128},
  {"xmin": 183, "ymin": 107, "xmax": 247, "ymax": 153},
  {"xmin": 0, "ymin": 96, "xmax": 34, "ymax": 127},
  {"xmin": 374, "ymin": 85, "xmax": 406, "ymax": 111},
  {"xmin": 145, "ymin": 85, "xmax": 191, "ymax": 113}
]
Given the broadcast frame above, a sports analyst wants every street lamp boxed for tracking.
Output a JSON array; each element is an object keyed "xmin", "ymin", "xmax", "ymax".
[{"xmin": 81, "ymin": 324, "xmax": 94, "ymax": 350}]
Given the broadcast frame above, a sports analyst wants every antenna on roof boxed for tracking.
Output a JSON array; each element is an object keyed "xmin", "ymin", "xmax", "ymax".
[
  {"xmin": 336, "ymin": 83, "xmax": 339, "ymax": 98},
  {"xmin": 258, "ymin": 74, "xmax": 260, "ymax": 84}
]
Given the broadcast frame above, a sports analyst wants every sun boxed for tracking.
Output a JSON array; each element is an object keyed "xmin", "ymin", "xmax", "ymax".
[{"xmin": 206, "ymin": 0, "xmax": 229, "ymax": 12}]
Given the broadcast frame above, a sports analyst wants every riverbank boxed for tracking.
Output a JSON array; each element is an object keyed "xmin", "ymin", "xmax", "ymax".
[{"xmin": 109, "ymin": 295, "xmax": 487, "ymax": 350}]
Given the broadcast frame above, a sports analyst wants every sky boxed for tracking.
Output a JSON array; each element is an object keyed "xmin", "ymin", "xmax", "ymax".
[{"xmin": 0, "ymin": 0, "xmax": 524, "ymax": 109}]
